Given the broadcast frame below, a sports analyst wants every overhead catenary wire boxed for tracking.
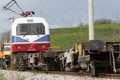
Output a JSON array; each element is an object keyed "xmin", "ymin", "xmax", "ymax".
[
  {"xmin": 62, "ymin": 0, "xmax": 81, "ymax": 26},
  {"xmin": 63, "ymin": 16, "xmax": 73, "ymax": 27},
  {"xmin": 38, "ymin": 0, "xmax": 48, "ymax": 16},
  {"xmin": 33, "ymin": 0, "xmax": 43, "ymax": 12},
  {"xmin": 63, "ymin": 0, "xmax": 80, "ymax": 15}
]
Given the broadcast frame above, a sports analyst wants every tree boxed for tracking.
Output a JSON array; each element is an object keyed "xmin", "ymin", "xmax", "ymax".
[
  {"xmin": 0, "ymin": 31, "xmax": 10, "ymax": 44},
  {"xmin": 94, "ymin": 18, "xmax": 112, "ymax": 24}
]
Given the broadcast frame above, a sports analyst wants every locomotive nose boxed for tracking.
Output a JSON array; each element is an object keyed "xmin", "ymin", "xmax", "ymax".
[{"xmin": 29, "ymin": 44, "xmax": 34, "ymax": 48}]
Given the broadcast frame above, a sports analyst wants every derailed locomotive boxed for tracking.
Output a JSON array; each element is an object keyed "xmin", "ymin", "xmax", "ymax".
[
  {"xmin": 59, "ymin": 40, "xmax": 120, "ymax": 77},
  {"xmin": 11, "ymin": 17, "xmax": 60, "ymax": 71}
]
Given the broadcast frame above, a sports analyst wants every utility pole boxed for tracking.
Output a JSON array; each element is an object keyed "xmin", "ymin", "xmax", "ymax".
[{"xmin": 88, "ymin": 0, "xmax": 94, "ymax": 40}]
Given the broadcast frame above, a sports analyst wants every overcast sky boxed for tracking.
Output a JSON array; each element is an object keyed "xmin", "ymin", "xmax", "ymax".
[{"xmin": 0, "ymin": 0, "xmax": 120, "ymax": 32}]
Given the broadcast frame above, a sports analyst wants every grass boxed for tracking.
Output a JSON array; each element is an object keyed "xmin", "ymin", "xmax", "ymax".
[{"xmin": 50, "ymin": 23, "xmax": 120, "ymax": 51}]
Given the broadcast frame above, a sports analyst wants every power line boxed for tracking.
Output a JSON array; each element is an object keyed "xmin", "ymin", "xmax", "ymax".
[
  {"xmin": 63, "ymin": 0, "xmax": 80, "ymax": 15},
  {"xmin": 38, "ymin": 0, "xmax": 48, "ymax": 16},
  {"xmin": 33, "ymin": 0, "xmax": 43, "ymax": 11}
]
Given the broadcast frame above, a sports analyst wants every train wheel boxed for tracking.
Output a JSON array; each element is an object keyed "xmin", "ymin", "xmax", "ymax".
[{"xmin": 89, "ymin": 61, "xmax": 97, "ymax": 77}]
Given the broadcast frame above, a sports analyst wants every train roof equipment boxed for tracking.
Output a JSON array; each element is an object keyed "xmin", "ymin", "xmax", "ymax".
[{"xmin": 3, "ymin": 0, "xmax": 35, "ymax": 17}]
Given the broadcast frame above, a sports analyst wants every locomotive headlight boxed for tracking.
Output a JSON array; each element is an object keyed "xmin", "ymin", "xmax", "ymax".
[
  {"xmin": 17, "ymin": 45, "xmax": 25, "ymax": 49},
  {"xmin": 41, "ymin": 45, "xmax": 46, "ymax": 48}
]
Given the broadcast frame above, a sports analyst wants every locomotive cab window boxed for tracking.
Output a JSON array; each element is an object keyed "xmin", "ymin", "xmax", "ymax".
[{"xmin": 16, "ymin": 23, "xmax": 45, "ymax": 35}]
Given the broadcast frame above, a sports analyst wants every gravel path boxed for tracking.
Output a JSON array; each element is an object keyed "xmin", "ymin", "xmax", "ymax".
[{"xmin": 0, "ymin": 70, "xmax": 119, "ymax": 80}]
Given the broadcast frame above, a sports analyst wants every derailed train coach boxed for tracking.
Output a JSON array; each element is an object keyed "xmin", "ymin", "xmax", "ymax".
[
  {"xmin": 88, "ymin": 40, "xmax": 120, "ymax": 77},
  {"xmin": 58, "ymin": 42, "xmax": 90, "ymax": 72},
  {"xmin": 11, "ymin": 17, "xmax": 60, "ymax": 71},
  {"xmin": 59, "ymin": 40, "xmax": 120, "ymax": 77}
]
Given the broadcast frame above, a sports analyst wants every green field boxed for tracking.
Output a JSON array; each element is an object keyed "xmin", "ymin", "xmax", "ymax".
[{"xmin": 50, "ymin": 24, "xmax": 120, "ymax": 51}]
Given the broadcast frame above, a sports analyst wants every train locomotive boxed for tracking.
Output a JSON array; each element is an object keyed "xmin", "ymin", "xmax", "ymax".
[{"xmin": 11, "ymin": 17, "xmax": 58, "ymax": 71}]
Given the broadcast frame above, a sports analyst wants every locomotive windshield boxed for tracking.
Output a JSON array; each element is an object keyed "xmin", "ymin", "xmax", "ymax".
[
  {"xmin": 3, "ymin": 45, "xmax": 11, "ymax": 51},
  {"xmin": 16, "ymin": 23, "xmax": 45, "ymax": 35}
]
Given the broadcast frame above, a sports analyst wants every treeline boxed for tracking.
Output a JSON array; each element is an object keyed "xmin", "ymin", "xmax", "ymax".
[
  {"xmin": 0, "ymin": 31, "xmax": 10, "ymax": 44},
  {"xmin": 94, "ymin": 18, "xmax": 112, "ymax": 24},
  {"xmin": 79, "ymin": 18, "xmax": 117, "ymax": 26}
]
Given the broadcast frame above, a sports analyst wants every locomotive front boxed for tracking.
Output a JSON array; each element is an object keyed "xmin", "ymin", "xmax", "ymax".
[
  {"xmin": 10, "ymin": 17, "xmax": 52, "ymax": 70},
  {"xmin": 11, "ymin": 17, "xmax": 50, "ymax": 53}
]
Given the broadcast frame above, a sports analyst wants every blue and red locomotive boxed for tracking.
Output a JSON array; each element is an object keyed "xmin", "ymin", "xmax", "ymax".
[{"xmin": 11, "ymin": 17, "xmax": 58, "ymax": 71}]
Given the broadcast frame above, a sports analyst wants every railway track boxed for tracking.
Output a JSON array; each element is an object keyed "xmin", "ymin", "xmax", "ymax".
[{"xmin": 99, "ymin": 73, "xmax": 120, "ymax": 79}]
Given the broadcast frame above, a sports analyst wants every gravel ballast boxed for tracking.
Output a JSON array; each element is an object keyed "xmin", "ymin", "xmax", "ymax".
[{"xmin": 0, "ymin": 70, "xmax": 119, "ymax": 80}]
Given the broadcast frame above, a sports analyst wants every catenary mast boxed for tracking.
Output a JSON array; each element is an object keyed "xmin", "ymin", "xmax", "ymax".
[{"xmin": 88, "ymin": 0, "xmax": 94, "ymax": 40}]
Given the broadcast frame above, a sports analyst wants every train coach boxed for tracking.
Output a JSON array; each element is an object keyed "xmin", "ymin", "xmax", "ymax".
[
  {"xmin": 88, "ymin": 40, "xmax": 120, "ymax": 77},
  {"xmin": 58, "ymin": 40, "xmax": 120, "ymax": 77},
  {"xmin": 11, "ymin": 17, "xmax": 59, "ymax": 71}
]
